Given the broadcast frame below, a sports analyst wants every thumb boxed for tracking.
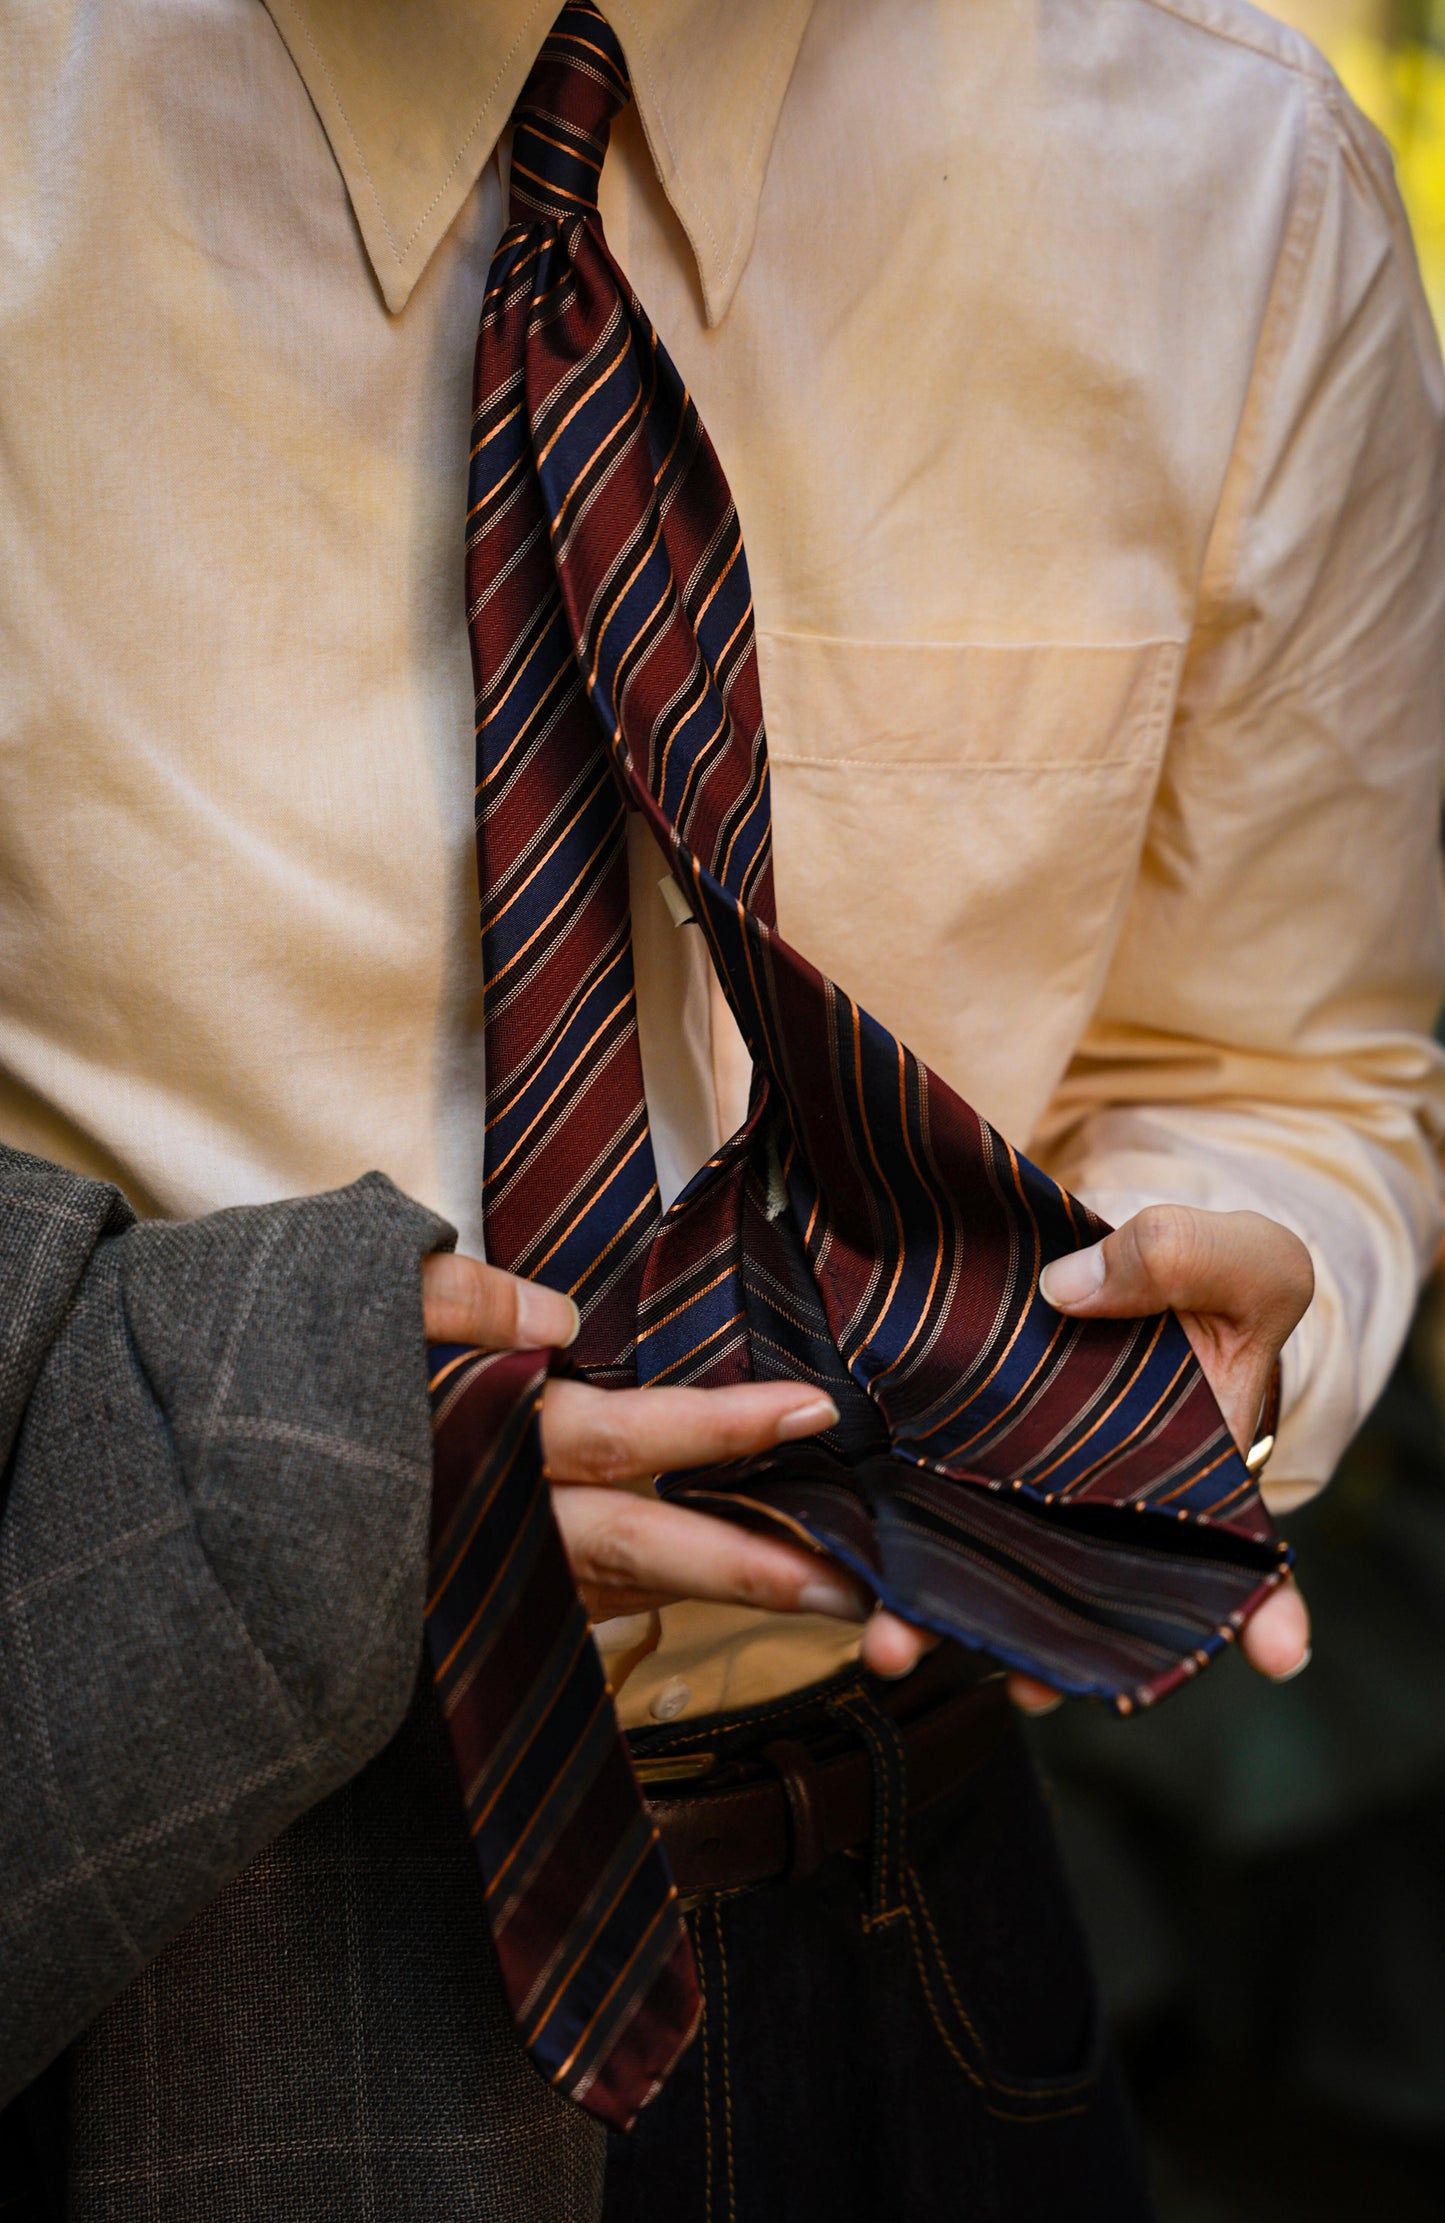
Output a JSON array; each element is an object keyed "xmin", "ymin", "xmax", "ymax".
[
  {"xmin": 1037, "ymin": 1204, "xmax": 1310, "ymax": 1342},
  {"xmin": 1038, "ymin": 1206, "xmax": 1315, "ymax": 1684},
  {"xmin": 1037, "ymin": 1203, "xmax": 1313, "ymax": 1454},
  {"xmin": 1037, "ymin": 1203, "xmax": 1222, "ymax": 1318}
]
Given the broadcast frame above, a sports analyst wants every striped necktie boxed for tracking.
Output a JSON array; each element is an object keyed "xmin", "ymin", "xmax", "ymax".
[{"xmin": 428, "ymin": 0, "xmax": 1291, "ymax": 2130}]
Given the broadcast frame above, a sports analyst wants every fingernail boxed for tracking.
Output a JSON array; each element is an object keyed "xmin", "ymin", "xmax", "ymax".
[
  {"xmin": 796, "ymin": 1577, "xmax": 868, "ymax": 1622},
  {"xmin": 1039, "ymin": 1243, "xmax": 1106, "ymax": 1309},
  {"xmin": 774, "ymin": 1395, "xmax": 840, "ymax": 1442},
  {"xmin": 516, "ymin": 1281, "xmax": 581, "ymax": 1349},
  {"xmin": 1270, "ymin": 1643, "xmax": 1312, "ymax": 1683}
]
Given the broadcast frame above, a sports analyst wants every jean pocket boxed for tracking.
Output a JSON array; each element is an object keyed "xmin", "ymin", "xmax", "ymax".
[{"xmin": 897, "ymin": 1855, "xmax": 1106, "ymax": 2125}]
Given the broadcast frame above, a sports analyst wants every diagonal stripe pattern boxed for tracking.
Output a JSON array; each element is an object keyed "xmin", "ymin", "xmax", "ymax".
[
  {"xmin": 430, "ymin": 0, "xmax": 1292, "ymax": 2129},
  {"xmin": 427, "ymin": 1339, "xmax": 697, "ymax": 2128}
]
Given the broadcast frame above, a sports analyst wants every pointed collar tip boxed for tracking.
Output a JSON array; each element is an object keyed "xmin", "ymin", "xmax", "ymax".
[
  {"xmin": 373, "ymin": 247, "xmax": 421, "ymax": 319},
  {"xmin": 345, "ymin": 176, "xmax": 474, "ymax": 318}
]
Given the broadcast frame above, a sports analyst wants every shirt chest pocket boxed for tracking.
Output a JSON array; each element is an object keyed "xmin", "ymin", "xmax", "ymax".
[{"xmin": 754, "ymin": 632, "xmax": 1183, "ymax": 1143}]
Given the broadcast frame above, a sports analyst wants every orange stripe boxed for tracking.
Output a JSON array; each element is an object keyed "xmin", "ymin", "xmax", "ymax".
[
  {"xmin": 521, "ymin": 120, "xmax": 603, "ymax": 173},
  {"xmin": 427, "ymin": 1345, "xmax": 485, "ymax": 1398},
  {"xmin": 466, "ymin": 1619, "xmax": 594, "ymax": 1837},
  {"xmin": 607, "ymin": 577, "xmax": 676, "ymax": 729},
  {"xmin": 534, "ymin": 1850, "xmax": 672, "ymax": 2057},
  {"xmin": 563, "ymin": 1169, "xmax": 660, "ymax": 1290},
  {"xmin": 485, "ymin": 1683, "xmax": 611, "ymax": 1900},
  {"xmin": 644, "ymin": 1312, "xmax": 747, "ymax": 1385},
  {"xmin": 1021, "ymin": 1317, "xmax": 1170, "ymax": 1490},
  {"xmin": 476, "ymin": 649, "xmax": 581, "ymax": 795},
  {"xmin": 648, "ymin": 357, "xmax": 691, "ymax": 493},
  {"xmin": 485, "ymin": 928, "xmax": 629, "ymax": 1108},
  {"xmin": 711, "ymin": 595, "xmax": 754, "ymax": 686},
  {"xmin": 427, "ymin": 1398, "xmax": 535, "ymax": 1615},
  {"xmin": 550, "ymin": 31, "xmax": 627, "ymax": 80},
  {"xmin": 1057, "ymin": 1354, "xmax": 1200, "ymax": 1501},
  {"xmin": 530, "ymin": 1127, "xmax": 653, "ymax": 1276},
  {"xmin": 920, "ymin": 1309, "xmax": 1069, "ymax": 1455},
  {"xmin": 854, "ymin": 1041, "xmax": 947, "ymax": 1394},
  {"xmin": 662, "ymin": 695, "xmax": 726, "ymax": 816},
  {"xmin": 841, "ymin": 999, "xmax": 908, "ymax": 1352},
  {"xmin": 1153, "ymin": 1431, "xmax": 1238, "ymax": 1507},
  {"xmin": 484, "ymin": 803, "xmax": 624, "ymax": 997},
  {"xmin": 536, "ymin": 326, "xmax": 631, "ymax": 472},
  {"xmin": 913, "ymin": 1135, "xmax": 1052, "ymax": 1439},
  {"xmin": 431, "ymin": 1465, "xmax": 546, "ymax": 1683},
  {"xmin": 510, "ymin": 159, "xmax": 594, "ymax": 212},
  {"xmin": 586, "ymin": 512, "xmax": 666, "ymax": 693},
  {"xmin": 480, "ymin": 237, "xmax": 548, "ymax": 309},
  {"xmin": 469, "ymin": 399, "xmax": 526, "ymax": 468},
  {"xmin": 485, "ymin": 988, "xmax": 633, "ymax": 1176},
  {"xmin": 553, "ymin": 380, "xmax": 646, "ymax": 535},
  {"xmin": 688, "ymin": 528, "xmax": 744, "ymax": 631},
  {"xmin": 478, "ymin": 600, "xmax": 572, "ymax": 736},
  {"xmin": 485, "ymin": 760, "xmax": 612, "ymax": 936},
  {"xmin": 634, "ymin": 1266, "xmax": 736, "ymax": 1344}
]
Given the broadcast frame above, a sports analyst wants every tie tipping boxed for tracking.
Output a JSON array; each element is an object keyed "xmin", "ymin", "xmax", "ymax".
[{"xmin": 509, "ymin": 3, "xmax": 630, "ymax": 227}]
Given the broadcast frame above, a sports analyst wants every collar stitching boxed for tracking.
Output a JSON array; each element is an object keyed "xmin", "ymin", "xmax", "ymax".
[
  {"xmin": 714, "ymin": 15, "xmax": 800, "ymax": 295},
  {"xmin": 611, "ymin": 0, "xmax": 807, "ymax": 311},
  {"xmin": 287, "ymin": 0, "xmax": 556, "ymax": 266},
  {"xmin": 609, "ymin": 10, "xmax": 721, "ymax": 268},
  {"xmin": 393, "ymin": 0, "xmax": 556, "ymax": 255},
  {"xmin": 286, "ymin": 2, "xmax": 403, "ymax": 259}
]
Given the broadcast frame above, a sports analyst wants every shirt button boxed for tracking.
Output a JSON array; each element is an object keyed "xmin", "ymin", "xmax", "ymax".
[{"xmin": 650, "ymin": 1678, "xmax": 692, "ymax": 1722}]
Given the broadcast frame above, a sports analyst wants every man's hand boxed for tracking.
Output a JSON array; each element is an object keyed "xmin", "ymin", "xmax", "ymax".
[
  {"xmin": 421, "ymin": 1253, "xmax": 927, "ymax": 1676},
  {"xmin": 422, "ymin": 1204, "xmax": 1314, "ymax": 1704},
  {"xmin": 1023, "ymin": 1203, "xmax": 1316, "ymax": 1711}
]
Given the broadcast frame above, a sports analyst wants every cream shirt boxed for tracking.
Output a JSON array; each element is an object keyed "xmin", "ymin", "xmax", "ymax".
[{"xmin": 2, "ymin": 0, "xmax": 1443, "ymax": 1729}]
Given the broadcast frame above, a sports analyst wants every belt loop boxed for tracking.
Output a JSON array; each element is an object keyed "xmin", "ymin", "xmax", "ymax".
[
  {"xmin": 831, "ymin": 1691, "xmax": 908, "ymax": 1924},
  {"xmin": 762, "ymin": 1738, "xmax": 826, "ymax": 1881}
]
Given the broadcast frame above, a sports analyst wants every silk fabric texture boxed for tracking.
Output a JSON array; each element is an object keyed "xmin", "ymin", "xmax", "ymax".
[{"xmin": 425, "ymin": 3, "xmax": 1288, "ymax": 2129}]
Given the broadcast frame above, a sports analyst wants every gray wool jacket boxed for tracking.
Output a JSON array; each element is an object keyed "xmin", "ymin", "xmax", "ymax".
[{"xmin": 0, "ymin": 1146, "xmax": 604, "ymax": 2220}]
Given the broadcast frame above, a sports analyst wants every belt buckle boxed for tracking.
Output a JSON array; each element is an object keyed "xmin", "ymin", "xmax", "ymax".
[{"xmin": 633, "ymin": 1750, "xmax": 719, "ymax": 1787}]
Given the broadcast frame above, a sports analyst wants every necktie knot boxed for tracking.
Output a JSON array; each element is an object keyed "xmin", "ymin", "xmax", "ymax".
[{"xmin": 510, "ymin": 3, "xmax": 630, "ymax": 229}]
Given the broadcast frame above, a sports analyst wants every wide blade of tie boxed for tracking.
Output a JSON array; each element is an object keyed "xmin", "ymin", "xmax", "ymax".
[{"xmin": 432, "ymin": 0, "xmax": 1292, "ymax": 2129}]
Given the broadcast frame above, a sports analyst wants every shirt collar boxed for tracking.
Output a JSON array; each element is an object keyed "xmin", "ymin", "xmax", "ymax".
[{"xmin": 261, "ymin": 0, "xmax": 815, "ymax": 322}]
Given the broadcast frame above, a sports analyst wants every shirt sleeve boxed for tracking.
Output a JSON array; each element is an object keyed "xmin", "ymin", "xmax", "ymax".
[{"xmin": 1030, "ymin": 83, "xmax": 1445, "ymax": 1515}]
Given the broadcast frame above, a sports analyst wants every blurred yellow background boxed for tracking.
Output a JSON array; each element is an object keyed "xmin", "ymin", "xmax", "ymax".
[{"xmin": 1272, "ymin": 0, "xmax": 1445, "ymax": 329}]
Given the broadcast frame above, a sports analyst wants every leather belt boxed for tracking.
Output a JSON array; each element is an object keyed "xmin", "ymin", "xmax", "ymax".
[{"xmin": 644, "ymin": 1669, "xmax": 1012, "ymax": 1898}]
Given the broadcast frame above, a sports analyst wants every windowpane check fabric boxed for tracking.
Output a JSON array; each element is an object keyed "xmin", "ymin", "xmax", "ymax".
[{"xmin": 427, "ymin": 0, "xmax": 1291, "ymax": 2128}]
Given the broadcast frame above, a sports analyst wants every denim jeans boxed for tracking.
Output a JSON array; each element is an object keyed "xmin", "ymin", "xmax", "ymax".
[{"xmin": 603, "ymin": 1662, "xmax": 1154, "ymax": 2223}]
